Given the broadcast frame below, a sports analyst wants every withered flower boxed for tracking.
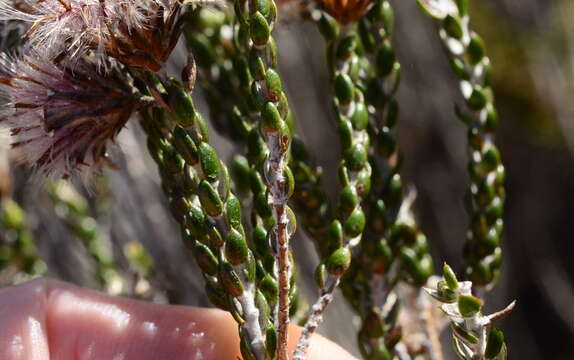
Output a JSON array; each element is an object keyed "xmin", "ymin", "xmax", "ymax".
[
  {"xmin": 0, "ymin": 0, "xmax": 212, "ymax": 71},
  {"xmin": 0, "ymin": 54, "xmax": 150, "ymax": 179},
  {"xmin": 320, "ymin": 0, "xmax": 373, "ymax": 25}
]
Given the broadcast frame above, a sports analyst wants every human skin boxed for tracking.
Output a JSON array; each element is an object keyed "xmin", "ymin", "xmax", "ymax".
[{"xmin": 0, "ymin": 279, "xmax": 357, "ymax": 360}]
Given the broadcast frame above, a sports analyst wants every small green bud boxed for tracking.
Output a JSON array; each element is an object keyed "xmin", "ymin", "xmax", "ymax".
[
  {"xmin": 193, "ymin": 242, "xmax": 218, "ymax": 276},
  {"xmin": 250, "ymin": 12, "xmax": 270, "ymax": 46},
  {"xmin": 338, "ymin": 117, "xmax": 354, "ymax": 149},
  {"xmin": 452, "ymin": 323, "xmax": 479, "ymax": 344},
  {"xmin": 344, "ymin": 207, "xmax": 366, "ymax": 238},
  {"xmin": 182, "ymin": 166, "xmax": 198, "ymax": 197},
  {"xmin": 443, "ymin": 15, "xmax": 463, "ymax": 40},
  {"xmin": 467, "ymin": 33, "xmax": 486, "ymax": 65},
  {"xmin": 481, "ymin": 145, "xmax": 501, "ymax": 173},
  {"xmin": 314, "ymin": 263, "xmax": 328, "ymax": 289},
  {"xmin": 486, "ymin": 197, "xmax": 503, "ymax": 225},
  {"xmin": 254, "ymin": 192, "xmax": 272, "ymax": 219},
  {"xmin": 198, "ymin": 143, "xmax": 220, "ymax": 182},
  {"xmin": 205, "ymin": 281, "xmax": 229, "ymax": 311},
  {"xmin": 339, "ymin": 186, "xmax": 358, "ymax": 216},
  {"xmin": 260, "ymin": 101, "xmax": 282, "ymax": 132},
  {"xmin": 194, "ymin": 113, "xmax": 210, "ymax": 143},
  {"xmin": 208, "ymin": 226, "xmax": 224, "ymax": 248},
  {"xmin": 334, "ymin": 73, "xmax": 354, "ymax": 105},
  {"xmin": 344, "ymin": 143, "xmax": 368, "ymax": 171},
  {"xmin": 167, "ymin": 81, "xmax": 196, "ymax": 127},
  {"xmin": 336, "ymin": 35, "xmax": 356, "ymax": 60},
  {"xmin": 265, "ymin": 69, "xmax": 282, "ymax": 102},
  {"xmin": 458, "ymin": 294, "xmax": 483, "ymax": 317},
  {"xmin": 265, "ymin": 326, "xmax": 278, "ymax": 358},
  {"xmin": 255, "ymin": 290, "xmax": 270, "ymax": 318},
  {"xmin": 352, "ymin": 101, "xmax": 369, "ymax": 130},
  {"xmin": 485, "ymin": 328, "xmax": 505, "ymax": 359},
  {"xmin": 355, "ymin": 169, "xmax": 372, "ymax": 198},
  {"xmin": 284, "ymin": 167, "xmax": 295, "ymax": 198},
  {"xmin": 485, "ymin": 105, "xmax": 499, "ymax": 132},
  {"xmin": 327, "ymin": 220, "xmax": 344, "ymax": 247},
  {"xmin": 451, "ymin": 57, "xmax": 469, "ymax": 80},
  {"xmin": 225, "ymin": 229, "xmax": 249, "ymax": 265},
  {"xmin": 172, "ymin": 126, "xmax": 198, "ymax": 165},
  {"xmin": 437, "ymin": 280, "xmax": 458, "ymax": 302},
  {"xmin": 198, "ymin": 180, "xmax": 224, "ymax": 217},
  {"xmin": 231, "ymin": 155, "xmax": 251, "ymax": 195},
  {"xmin": 317, "ymin": 12, "xmax": 339, "ymax": 41},
  {"xmin": 221, "ymin": 262, "xmax": 244, "ymax": 297},
  {"xmin": 326, "ymin": 247, "xmax": 351, "ymax": 275},
  {"xmin": 443, "ymin": 263, "xmax": 459, "ymax": 290},
  {"xmin": 253, "ymin": 0, "xmax": 271, "ymax": 17},
  {"xmin": 259, "ymin": 273, "xmax": 279, "ymax": 301},
  {"xmin": 375, "ymin": 40, "xmax": 396, "ymax": 76},
  {"xmin": 253, "ymin": 225, "xmax": 268, "ymax": 257},
  {"xmin": 225, "ymin": 195, "xmax": 242, "ymax": 229},
  {"xmin": 467, "ymin": 86, "xmax": 488, "ymax": 110}
]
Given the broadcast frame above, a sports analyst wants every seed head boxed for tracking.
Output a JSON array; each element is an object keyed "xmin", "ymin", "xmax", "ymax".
[
  {"xmin": 0, "ymin": 0, "xmax": 216, "ymax": 71},
  {"xmin": 0, "ymin": 53, "xmax": 148, "ymax": 179}
]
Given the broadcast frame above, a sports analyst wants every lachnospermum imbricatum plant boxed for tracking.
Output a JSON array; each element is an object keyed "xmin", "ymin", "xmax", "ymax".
[{"xmin": 0, "ymin": 0, "xmax": 516, "ymax": 358}]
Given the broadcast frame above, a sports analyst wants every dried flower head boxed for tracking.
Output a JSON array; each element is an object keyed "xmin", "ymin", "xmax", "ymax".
[
  {"xmin": 0, "ymin": 0, "xmax": 215, "ymax": 71},
  {"xmin": 0, "ymin": 54, "xmax": 150, "ymax": 179},
  {"xmin": 320, "ymin": 0, "xmax": 373, "ymax": 24}
]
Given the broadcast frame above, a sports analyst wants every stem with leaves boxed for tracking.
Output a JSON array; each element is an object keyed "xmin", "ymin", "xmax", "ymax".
[
  {"xmin": 417, "ymin": 0, "xmax": 505, "ymax": 291},
  {"xmin": 138, "ymin": 76, "xmax": 274, "ymax": 360},
  {"xmin": 425, "ymin": 264, "xmax": 514, "ymax": 360},
  {"xmin": 295, "ymin": 12, "xmax": 374, "ymax": 359},
  {"xmin": 232, "ymin": 0, "xmax": 296, "ymax": 357}
]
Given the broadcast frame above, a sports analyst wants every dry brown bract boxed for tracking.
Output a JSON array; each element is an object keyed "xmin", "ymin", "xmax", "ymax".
[{"xmin": 320, "ymin": 0, "xmax": 373, "ymax": 24}]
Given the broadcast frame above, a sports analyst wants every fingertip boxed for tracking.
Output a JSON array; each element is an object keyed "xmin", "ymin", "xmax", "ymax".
[{"xmin": 287, "ymin": 325, "xmax": 358, "ymax": 360}]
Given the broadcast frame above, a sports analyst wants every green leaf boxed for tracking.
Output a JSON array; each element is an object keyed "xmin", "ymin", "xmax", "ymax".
[
  {"xmin": 249, "ymin": 11, "xmax": 270, "ymax": 46},
  {"xmin": 443, "ymin": 15, "xmax": 464, "ymax": 40},
  {"xmin": 485, "ymin": 328, "xmax": 505, "ymax": 359},
  {"xmin": 193, "ymin": 242, "xmax": 218, "ymax": 276},
  {"xmin": 198, "ymin": 143, "xmax": 220, "ymax": 182},
  {"xmin": 198, "ymin": 180, "xmax": 224, "ymax": 217},
  {"xmin": 260, "ymin": 101, "xmax": 282, "ymax": 132},
  {"xmin": 443, "ymin": 263, "xmax": 459, "ymax": 290},
  {"xmin": 326, "ymin": 247, "xmax": 351, "ymax": 275},
  {"xmin": 467, "ymin": 33, "xmax": 486, "ymax": 65},
  {"xmin": 344, "ymin": 207, "xmax": 366, "ymax": 238},
  {"xmin": 452, "ymin": 322, "xmax": 478, "ymax": 345},
  {"xmin": 225, "ymin": 229, "xmax": 249, "ymax": 265},
  {"xmin": 458, "ymin": 294, "xmax": 483, "ymax": 317},
  {"xmin": 334, "ymin": 73, "xmax": 354, "ymax": 105}
]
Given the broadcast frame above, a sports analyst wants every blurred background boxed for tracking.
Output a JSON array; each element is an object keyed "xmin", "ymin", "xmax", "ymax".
[{"xmin": 2, "ymin": 0, "xmax": 574, "ymax": 358}]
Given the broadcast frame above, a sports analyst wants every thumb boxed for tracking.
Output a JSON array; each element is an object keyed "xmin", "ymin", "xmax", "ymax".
[{"xmin": 0, "ymin": 278, "xmax": 357, "ymax": 360}]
